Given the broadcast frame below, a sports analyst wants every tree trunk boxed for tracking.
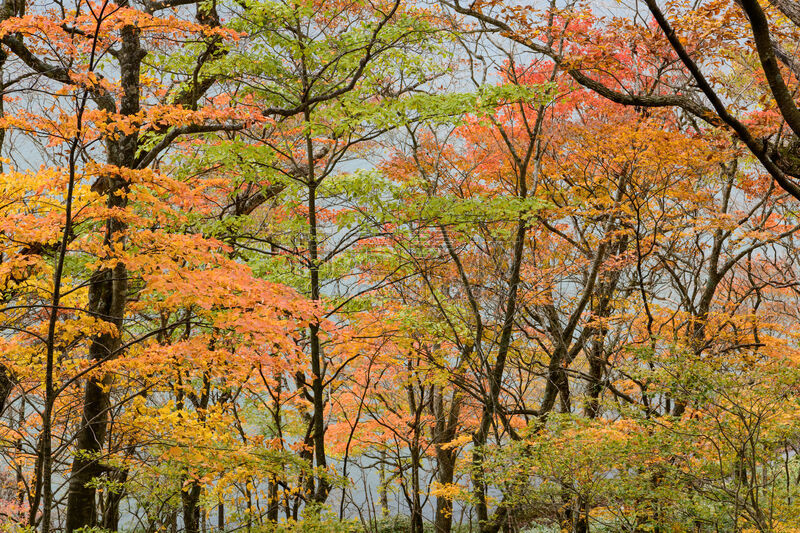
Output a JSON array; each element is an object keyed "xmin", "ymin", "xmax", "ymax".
[
  {"xmin": 65, "ymin": 17, "xmax": 143, "ymax": 531},
  {"xmin": 433, "ymin": 387, "xmax": 461, "ymax": 533},
  {"xmin": 182, "ymin": 480, "xmax": 202, "ymax": 533},
  {"xmin": 101, "ymin": 468, "xmax": 129, "ymax": 531},
  {"xmin": 305, "ymin": 117, "xmax": 329, "ymax": 503},
  {"xmin": 434, "ymin": 448, "xmax": 457, "ymax": 533}
]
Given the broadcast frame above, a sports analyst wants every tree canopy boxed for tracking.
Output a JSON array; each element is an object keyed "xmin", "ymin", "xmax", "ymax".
[{"xmin": 1, "ymin": 1, "xmax": 800, "ymax": 532}]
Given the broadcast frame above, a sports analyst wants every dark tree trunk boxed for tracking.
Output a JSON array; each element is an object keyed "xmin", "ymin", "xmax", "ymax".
[
  {"xmin": 473, "ymin": 216, "xmax": 527, "ymax": 533},
  {"xmin": 267, "ymin": 477, "xmax": 280, "ymax": 521},
  {"xmin": 434, "ymin": 448, "xmax": 457, "ymax": 533},
  {"xmin": 65, "ymin": 18, "xmax": 143, "ymax": 532},
  {"xmin": 306, "ymin": 141, "xmax": 330, "ymax": 505},
  {"xmin": 182, "ymin": 480, "xmax": 202, "ymax": 533},
  {"xmin": 101, "ymin": 468, "xmax": 129, "ymax": 531},
  {"xmin": 0, "ymin": 365, "xmax": 13, "ymax": 414},
  {"xmin": 433, "ymin": 387, "xmax": 461, "ymax": 533}
]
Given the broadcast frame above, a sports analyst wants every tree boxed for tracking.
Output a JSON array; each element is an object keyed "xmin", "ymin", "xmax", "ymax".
[
  {"xmin": 447, "ymin": 0, "xmax": 800, "ymax": 200},
  {"xmin": 206, "ymin": 0, "xmax": 448, "ymax": 515}
]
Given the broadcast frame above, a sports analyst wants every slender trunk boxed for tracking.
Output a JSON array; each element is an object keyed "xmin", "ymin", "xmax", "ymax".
[
  {"xmin": 268, "ymin": 375, "xmax": 281, "ymax": 522},
  {"xmin": 378, "ymin": 449, "xmax": 389, "ymax": 517},
  {"xmin": 409, "ymin": 441, "xmax": 423, "ymax": 533},
  {"xmin": 468, "ymin": 101, "xmax": 543, "ymax": 532},
  {"xmin": 15, "ymin": 403, "xmax": 24, "ymax": 508},
  {"xmin": 305, "ymin": 111, "xmax": 329, "ymax": 503},
  {"xmin": 41, "ymin": 66, "xmax": 90, "ymax": 533},
  {"xmin": 408, "ymin": 384, "xmax": 424, "ymax": 533},
  {"xmin": 101, "ymin": 468, "xmax": 129, "ymax": 531},
  {"xmin": 297, "ymin": 416, "xmax": 315, "ymax": 512},
  {"xmin": 472, "ymin": 215, "xmax": 527, "ymax": 533}
]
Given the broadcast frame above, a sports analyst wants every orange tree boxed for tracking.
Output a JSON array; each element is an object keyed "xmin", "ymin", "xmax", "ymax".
[
  {"xmin": 0, "ymin": 0, "xmax": 310, "ymax": 530},
  {"xmin": 353, "ymin": 46, "xmax": 800, "ymax": 529}
]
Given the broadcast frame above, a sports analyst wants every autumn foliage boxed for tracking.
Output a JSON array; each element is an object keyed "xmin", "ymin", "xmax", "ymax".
[{"xmin": 1, "ymin": 1, "xmax": 800, "ymax": 533}]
